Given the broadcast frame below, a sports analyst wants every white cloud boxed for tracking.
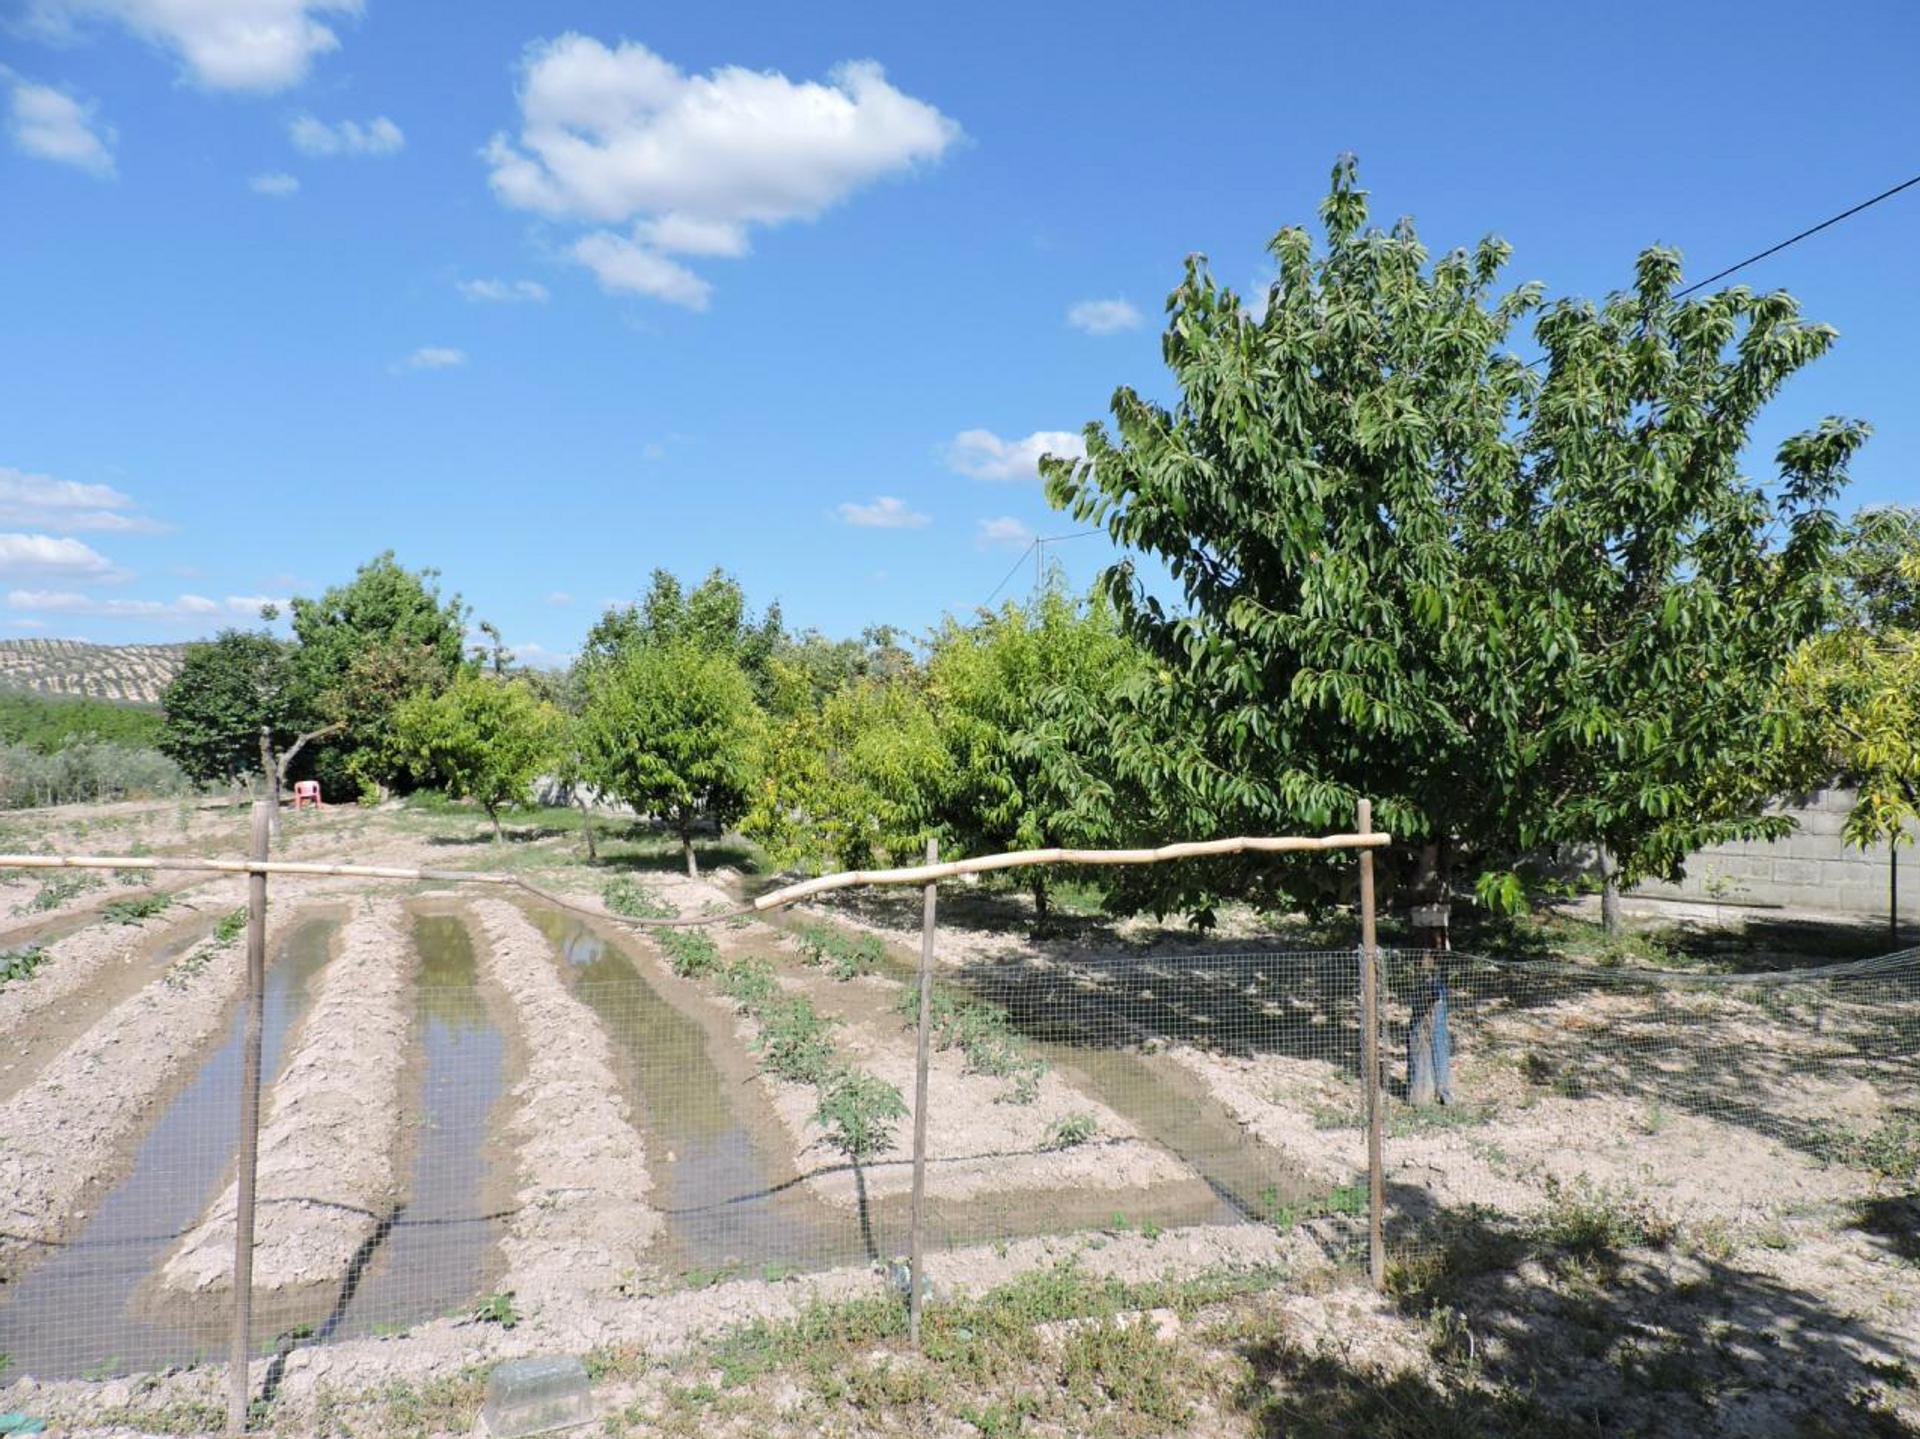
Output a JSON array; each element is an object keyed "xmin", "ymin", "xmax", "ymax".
[
  {"xmin": 542, "ymin": 591, "xmax": 572, "ymax": 606},
  {"xmin": 458, "ymin": 277, "xmax": 549, "ymax": 303},
  {"xmin": 836, "ymin": 495, "xmax": 929, "ymax": 529},
  {"xmin": 30, "ymin": 0, "xmax": 360, "ymax": 92},
  {"xmin": 1067, "ymin": 297, "xmax": 1141, "ymax": 335},
  {"xmin": 0, "ymin": 465, "xmax": 168, "ymax": 533},
  {"xmin": 249, "ymin": 170, "xmax": 299, "ymax": 196},
  {"xmin": 0, "ymin": 534, "xmax": 127, "ymax": 581},
  {"xmin": 975, "ymin": 516, "xmax": 1035, "ymax": 551},
  {"xmin": 570, "ymin": 230, "xmax": 709, "ymax": 308},
  {"xmin": 290, "ymin": 113, "xmax": 402, "ymax": 156},
  {"xmin": 7, "ymin": 589, "xmax": 284, "ymax": 620},
  {"xmin": 943, "ymin": 428, "xmax": 1085, "ymax": 482},
  {"xmin": 401, "ymin": 346, "xmax": 467, "ymax": 370},
  {"xmin": 485, "ymin": 34, "xmax": 962, "ymax": 308},
  {"xmin": 8, "ymin": 81, "xmax": 115, "ymax": 176}
]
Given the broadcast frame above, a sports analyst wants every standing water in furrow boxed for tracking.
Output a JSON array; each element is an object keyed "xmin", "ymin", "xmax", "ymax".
[
  {"xmin": 0, "ymin": 918, "xmax": 339, "ymax": 1381},
  {"xmin": 524, "ymin": 909, "xmax": 856, "ymax": 1277},
  {"xmin": 320, "ymin": 910, "xmax": 507, "ymax": 1341}
]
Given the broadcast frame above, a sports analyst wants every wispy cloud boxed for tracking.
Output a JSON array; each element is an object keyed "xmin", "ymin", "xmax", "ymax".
[
  {"xmin": 457, "ymin": 278, "xmax": 548, "ymax": 303},
  {"xmin": 0, "ymin": 465, "xmax": 166, "ymax": 533},
  {"xmin": 399, "ymin": 346, "xmax": 467, "ymax": 370},
  {"xmin": 0, "ymin": 534, "xmax": 127, "ymax": 582},
  {"xmin": 542, "ymin": 591, "xmax": 572, "ymax": 606},
  {"xmin": 29, "ymin": 0, "xmax": 358, "ymax": 92},
  {"xmin": 1066, "ymin": 297, "xmax": 1141, "ymax": 334},
  {"xmin": 7, "ymin": 80, "xmax": 115, "ymax": 177},
  {"xmin": 248, "ymin": 170, "xmax": 299, "ymax": 196},
  {"xmin": 290, "ymin": 113, "xmax": 402, "ymax": 156},
  {"xmin": 7, "ymin": 590, "xmax": 285, "ymax": 621},
  {"xmin": 975, "ymin": 516, "xmax": 1035, "ymax": 551},
  {"xmin": 944, "ymin": 428, "xmax": 1085, "ymax": 482},
  {"xmin": 836, "ymin": 495, "xmax": 930, "ymax": 529}
]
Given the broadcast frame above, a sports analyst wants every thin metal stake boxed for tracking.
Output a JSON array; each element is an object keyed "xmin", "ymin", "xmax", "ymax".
[
  {"xmin": 227, "ymin": 801, "xmax": 270, "ymax": 1434},
  {"xmin": 1357, "ymin": 799, "xmax": 1385, "ymax": 1290},
  {"xmin": 908, "ymin": 837, "xmax": 938, "ymax": 1346}
]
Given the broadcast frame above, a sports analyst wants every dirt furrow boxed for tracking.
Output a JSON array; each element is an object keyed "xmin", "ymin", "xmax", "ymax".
[
  {"xmin": 0, "ymin": 899, "xmax": 313, "ymax": 1282},
  {"xmin": 469, "ymin": 898, "xmax": 660, "ymax": 1313},
  {"xmin": 0, "ymin": 881, "xmax": 249, "ymax": 1105},
  {"xmin": 160, "ymin": 897, "xmax": 417, "ymax": 1295}
]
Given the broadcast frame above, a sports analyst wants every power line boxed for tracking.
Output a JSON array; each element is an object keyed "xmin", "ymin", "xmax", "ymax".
[
  {"xmin": 1520, "ymin": 167, "xmax": 1920, "ymax": 368},
  {"xmin": 980, "ymin": 528, "xmax": 1104, "ymax": 608}
]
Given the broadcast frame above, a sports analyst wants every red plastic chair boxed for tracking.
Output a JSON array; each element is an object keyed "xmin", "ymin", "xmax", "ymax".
[{"xmin": 292, "ymin": 780, "xmax": 322, "ymax": 810}]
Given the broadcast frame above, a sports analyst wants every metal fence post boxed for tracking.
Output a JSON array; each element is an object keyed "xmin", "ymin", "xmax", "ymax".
[
  {"xmin": 227, "ymin": 800, "xmax": 271, "ymax": 1434},
  {"xmin": 908, "ymin": 837, "xmax": 938, "ymax": 1347},
  {"xmin": 1356, "ymin": 800, "xmax": 1385, "ymax": 1290}
]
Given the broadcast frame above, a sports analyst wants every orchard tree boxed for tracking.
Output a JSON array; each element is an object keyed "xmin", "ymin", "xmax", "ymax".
[
  {"xmin": 925, "ymin": 586, "xmax": 1142, "ymax": 920},
  {"xmin": 747, "ymin": 662, "xmax": 950, "ymax": 872},
  {"xmin": 288, "ymin": 552, "xmax": 471, "ymax": 798},
  {"xmin": 578, "ymin": 640, "xmax": 762, "ymax": 877},
  {"xmin": 160, "ymin": 629, "xmax": 300, "ymax": 784},
  {"xmin": 394, "ymin": 674, "xmax": 560, "ymax": 842},
  {"xmin": 583, "ymin": 567, "xmax": 784, "ymax": 701},
  {"xmin": 1045, "ymin": 157, "xmax": 1864, "ymax": 924}
]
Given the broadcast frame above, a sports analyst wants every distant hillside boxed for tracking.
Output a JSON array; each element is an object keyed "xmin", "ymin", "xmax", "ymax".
[{"xmin": 0, "ymin": 639, "xmax": 189, "ymax": 705}]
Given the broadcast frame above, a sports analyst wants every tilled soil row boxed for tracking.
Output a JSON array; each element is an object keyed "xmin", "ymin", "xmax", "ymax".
[
  {"xmin": 0, "ymin": 881, "xmax": 248, "ymax": 1106},
  {"xmin": 469, "ymin": 898, "xmax": 660, "ymax": 1314},
  {"xmin": 161, "ymin": 896, "xmax": 417, "ymax": 1295},
  {"xmin": 0, "ymin": 896, "xmax": 320, "ymax": 1281},
  {"xmin": 601, "ymin": 875, "xmax": 1195, "ymax": 1210}
]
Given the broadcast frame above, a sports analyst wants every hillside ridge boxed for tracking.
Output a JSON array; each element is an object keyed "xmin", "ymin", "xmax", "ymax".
[{"xmin": 0, "ymin": 638, "xmax": 189, "ymax": 706}]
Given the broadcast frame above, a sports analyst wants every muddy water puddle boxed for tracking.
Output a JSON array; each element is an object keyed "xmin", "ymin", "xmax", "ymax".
[
  {"xmin": 314, "ymin": 911, "xmax": 508, "ymax": 1343},
  {"xmin": 525, "ymin": 909, "xmax": 861, "ymax": 1279},
  {"xmin": 0, "ymin": 918, "xmax": 338, "ymax": 1380}
]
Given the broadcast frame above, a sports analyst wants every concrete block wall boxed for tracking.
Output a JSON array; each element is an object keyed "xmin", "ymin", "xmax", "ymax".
[{"xmin": 1630, "ymin": 785, "xmax": 1920, "ymax": 918}]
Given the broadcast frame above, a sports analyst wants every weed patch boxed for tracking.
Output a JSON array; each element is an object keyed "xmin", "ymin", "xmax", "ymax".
[
  {"xmin": 0, "ymin": 943, "xmax": 49, "ymax": 988},
  {"xmin": 101, "ymin": 890, "xmax": 171, "ymax": 924}
]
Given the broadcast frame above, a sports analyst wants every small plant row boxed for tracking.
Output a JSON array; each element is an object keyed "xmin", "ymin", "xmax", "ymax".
[
  {"xmin": 792, "ymin": 919, "xmax": 885, "ymax": 981},
  {"xmin": 895, "ymin": 982, "xmax": 1047, "ymax": 1104},
  {"xmin": 604, "ymin": 878, "xmax": 908, "ymax": 1164},
  {"xmin": 102, "ymin": 891, "xmax": 172, "ymax": 925},
  {"xmin": 166, "ymin": 906, "xmax": 247, "ymax": 990},
  {"xmin": 12, "ymin": 871, "xmax": 103, "ymax": 915},
  {"xmin": 601, "ymin": 878, "xmax": 721, "ymax": 978},
  {"xmin": 0, "ymin": 944, "xmax": 49, "ymax": 988}
]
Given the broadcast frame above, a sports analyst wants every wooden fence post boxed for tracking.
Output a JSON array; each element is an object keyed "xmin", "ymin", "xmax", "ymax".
[
  {"xmin": 908, "ymin": 837, "xmax": 938, "ymax": 1347},
  {"xmin": 227, "ymin": 801, "xmax": 271, "ymax": 1434},
  {"xmin": 1357, "ymin": 799, "xmax": 1385, "ymax": 1290}
]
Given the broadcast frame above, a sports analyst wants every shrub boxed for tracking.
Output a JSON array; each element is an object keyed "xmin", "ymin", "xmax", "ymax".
[
  {"xmin": 1043, "ymin": 1112, "xmax": 1098, "ymax": 1149},
  {"xmin": 602, "ymin": 877, "xmax": 671, "ymax": 919},
  {"xmin": 752, "ymin": 997, "xmax": 839, "ymax": 1085},
  {"xmin": 102, "ymin": 891, "xmax": 172, "ymax": 925},
  {"xmin": 814, "ymin": 1066, "xmax": 907, "ymax": 1162},
  {"xmin": 0, "ymin": 945, "xmax": 49, "ymax": 988},
  {"xmin": 794, "ymin": 920, "xmax": 886, "ymax": 980},
  {"xmin": 660, "ymin": 927, "xmax": 721, "ymax": 979}
]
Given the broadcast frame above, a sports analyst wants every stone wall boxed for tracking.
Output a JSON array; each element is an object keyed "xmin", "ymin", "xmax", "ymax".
[{"xmin": 1630, "ymin": 785, "xmax": 1919, "ymax": 917}]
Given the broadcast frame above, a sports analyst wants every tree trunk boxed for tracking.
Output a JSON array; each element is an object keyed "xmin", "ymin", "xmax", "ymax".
[
  {"xmin": 1599, "ymin": 845, "xmax": 1622, "ymax": 937},
  {"xmin": 681, "ymin": 816, "xmax": 698, "ymax": 879},
  {"xmin": 258, "ymin": 726, "xmax": 281, "ymax": 840},
  {"xmin": 577, "ymin": 796, "xmax": 597, "ymax": 860},
  {"xmin": 1031, "ymin": 874, "xmax": 1049, "ymax": 926},
  {"xmin": 486, "ymin": 802, "xmax": 504, "ymax": 844}
]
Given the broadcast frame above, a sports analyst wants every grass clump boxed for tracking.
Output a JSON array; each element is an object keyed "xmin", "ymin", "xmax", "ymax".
[
  {"xmin": 794, "ymin": 919, "xmax": 886, "ymax": 980},
  {"xmin": 0, "ymin": 944, "xmax": 49, "ymax": 988},
  {"xmin": 1820, "ymin": 1109, "xmax": 1920, "ymax": 1181},
  {"xmin": 602, "ymin": 876, "xmax": 671, "ymax": 919},
  {"xmin": 102, "ymin": 890, "xmax": 172, "ymax": 924}
]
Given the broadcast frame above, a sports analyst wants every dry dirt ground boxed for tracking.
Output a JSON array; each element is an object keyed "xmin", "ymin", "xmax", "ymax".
[{"xmin": 0, "ymin": 798, "xmax": 1913, "ymax": 1437}]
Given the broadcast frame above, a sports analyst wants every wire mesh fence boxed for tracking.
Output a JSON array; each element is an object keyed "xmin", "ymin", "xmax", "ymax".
[{"xmin": 2, "ymin": 874, "xmax": 1916, "ymax": 1417}]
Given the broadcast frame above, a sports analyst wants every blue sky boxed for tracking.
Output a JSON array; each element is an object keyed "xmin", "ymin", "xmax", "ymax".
[{"xmin": 2, "ymin": 0, "xmax": 1917, "ymax": 665}]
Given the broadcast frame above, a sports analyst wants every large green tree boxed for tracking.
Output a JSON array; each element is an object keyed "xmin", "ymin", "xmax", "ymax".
[
  {"xmin": 1046, "ymin": 158, "xmax": 1864, "ymax": 922},
  {"xmin": 577, "ymin": 640, "xmax": 762, "ymax": 876},
  {"xmin": 583, "ymin": 567, "xmax": 784, "ymax": 702},
  {"xmin": 288, "ymin": 552, "xmax": 471, "ymax": 798},
  {"xmin": 394, "ymin": 674, "xmax": 560, "ymax": 841},
  {"xmin": 159, "ymin": 629, "xmax": 302, "ymax": 784}
]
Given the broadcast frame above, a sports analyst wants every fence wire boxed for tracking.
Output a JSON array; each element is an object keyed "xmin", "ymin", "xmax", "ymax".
[{"xmin": 2, "ymin": 892, "xmax": 1915, "ymax": 1397}]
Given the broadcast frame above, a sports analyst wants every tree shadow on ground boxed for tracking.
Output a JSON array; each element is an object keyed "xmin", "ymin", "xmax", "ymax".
[{"xmin": 1230, "ymin": 1201, "xmax": 1919, "ymax": 1438}]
